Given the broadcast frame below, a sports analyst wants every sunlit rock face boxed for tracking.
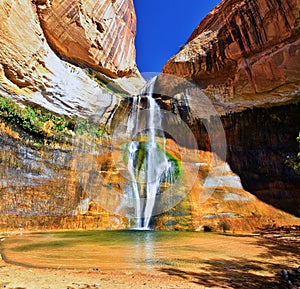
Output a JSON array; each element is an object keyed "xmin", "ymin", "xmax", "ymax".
[
  {"xmin": 0, "ymin": 0, "xmax": 112, "ymax": 118},
  {"xmin": 36, "ymin": 0, "xmax": 138, "ymax": 78},
  {"xmin": 0, "ymin": 94, "xmax": 297, "ymax": 232},
  {"xmin": 163, "ymin": 0, "xmax": 300, "ymax": 107},
  {"xmin": 154, "ymin": 149, "xmax": 298, "ymax": 232},
  {"xmin": 161, "ymin": 0, "xmax": 300, "ymax": 217},
  {"xmin": 0, "ymin": 124, "xmax": 128, "ymax": 231},
  {"xmin": 0, "ymin": 0, "xmax": 141, "ymax": 120},
  {"xmin": 0, "ymin": 0, "xmax": 139, "ymax": 230},
  {"xmin": 0, "ymin": 0, "xmax": 299, "ymax": 232},
  {"xmin": 1, "ymin": 122, "xmax": 296, "ymax": 232}
]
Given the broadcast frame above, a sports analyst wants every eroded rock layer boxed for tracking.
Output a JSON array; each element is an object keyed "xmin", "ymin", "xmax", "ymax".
[
  {"xmin": 0, "ymin": 0, "xmax": 142, "ymax": 121},
  {"xmin": 0, "ymin": 124, "xmax": 128, "ymax": 231},
  {"xmin": 36, "ymin": 0, "xmax": 138, "ymax": 78},
  {"xmin": 0, "ymin": 123, "xmax": 297, "ymax": 232},
  {"xmin": 0, "ymin": 0, "xmax": 118, "ymax": 118},
  {"xmin": 0, "ymin": 0, "xmax": 299, "ymax": 231}
]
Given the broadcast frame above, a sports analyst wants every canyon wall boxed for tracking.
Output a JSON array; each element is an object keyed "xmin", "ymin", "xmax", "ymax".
[
  {"xmin": 0, "ymin": 0, "xmax": 142, "ymax": 119},
  {"xmin": 0, "ymin": 0, "xmax": 140, "ymax": 230},
  {"xmin": 163, "ymin": 0, "xmax": 300, "ymax": 105},
  {"xmin": 36, "ymin": 0, "xmax": 138, "ymax": 78},
  {"xmin": 162, "ymin": 0, "xmax": 300, "ymax": 216},
  {"xmin": 0, "ymin": 120, "xmax": 296, "ymax": 232},
  {"xmin": 0, "ymin": 0, "xmax": 299, "ymax": 232}
]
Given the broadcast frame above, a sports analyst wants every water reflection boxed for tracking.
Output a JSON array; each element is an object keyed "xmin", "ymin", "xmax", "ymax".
[{"xmin": 132, "ymin": 231, "xmax": 155, "ymax": 269}]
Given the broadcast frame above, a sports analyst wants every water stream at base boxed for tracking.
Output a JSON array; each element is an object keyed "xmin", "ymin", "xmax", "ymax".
[{"xmin": 127, "ymin": 78, "xmax": 173, "ymax": 230}]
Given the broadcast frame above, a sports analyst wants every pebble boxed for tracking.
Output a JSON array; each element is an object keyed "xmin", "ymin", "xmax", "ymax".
[
  {"xmin": 72, "ymin": 282, "xmax": 84, "ymax": 286},
  {"xmin": 70, "ymin": 282, "xmax": 101, "ymax": 288},
  {"xmin": 279, "ymin": 267, "xmax": 300, "ymax": 289},
  {"xmin": 282, "ymin": 269, "xmax": 288, "ymax": 276}
]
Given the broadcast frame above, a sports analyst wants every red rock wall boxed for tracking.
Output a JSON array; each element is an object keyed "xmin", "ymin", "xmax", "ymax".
[
  {"xmin": 161, "ymin": 0, "xmax": 300, "ymax": 217},
  {"xmin": 163, "ymin": 0, "xmax": 300, "ymax": 98}
]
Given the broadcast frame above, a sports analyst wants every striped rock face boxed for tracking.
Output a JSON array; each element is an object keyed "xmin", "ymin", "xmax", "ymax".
[
  {"xmin": 160, "ymin": 0, "xmax": 300, "ymax": 218},
  {"xmin": 163, "ymin": 0, "xmax": 300, "ymax": 104},
  {"xmin": 0, "ymin": 0, "xmax": 142, "ymax": 119},
  {"xmin": 36, "ymin": 0, "xmax": 138, "ymax": 78}
]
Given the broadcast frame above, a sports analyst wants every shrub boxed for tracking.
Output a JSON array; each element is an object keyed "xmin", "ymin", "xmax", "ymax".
[{"xmin": 0, "ymin": 96, "xmax": 109, "ymax": 145}]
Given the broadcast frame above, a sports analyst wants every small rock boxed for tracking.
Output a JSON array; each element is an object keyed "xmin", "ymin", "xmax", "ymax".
[
  {"xmin": 72, "ymin": 282, "xmax": 85, "ymax": 286},
  {"xmin": 282, "ymin": 269, "xmax": 289, "ymax": 276}
]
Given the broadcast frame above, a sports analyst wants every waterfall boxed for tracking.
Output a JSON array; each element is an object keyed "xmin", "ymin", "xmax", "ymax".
[{"xmin": 126, "ymin": 78, "xmax": 172, "ymax": 229}]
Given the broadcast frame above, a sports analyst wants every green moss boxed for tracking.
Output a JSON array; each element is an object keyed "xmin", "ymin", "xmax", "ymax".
[
  {"xmin": 136, "ymin": 141, "xmax": 147, "ymax": 173},
  {"xmin": 161, "ymin": 144, "xmax": 182, "ymax": 179},
  {"xmin": 86, "ymin": 72, "xmax": 127, "ymax": 97},
  {"xmin": 122, "ymin": 140, "xmax": 182, "ymax": 183},
  {"xmin": 0, "ymin": 96, "xmax": 109, "ymax": 145}
]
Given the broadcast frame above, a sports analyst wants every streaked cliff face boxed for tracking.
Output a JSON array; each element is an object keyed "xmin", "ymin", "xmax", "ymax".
[
  {"xmin": 161, "ymin": 0, "xmax": 300, "ymax": 217},
  {"xmin": 163, "ymin": 0, "xmax": 300, "ymax": 108},
  {"xmin": 36, "ymin": 0, "xmax": 138, "ymax": 78},
  {"xmin": 0, "ymin": 0, "xmax": 142, "ymax": 119},
  {"xmin": 0, "ymin": 0, "xmax": 299, "ymax": 231}
]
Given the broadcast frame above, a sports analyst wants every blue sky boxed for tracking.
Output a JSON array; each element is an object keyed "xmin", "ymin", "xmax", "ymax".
[{"xmin": 133, "ymin": 0, "xmax": 221, "ymax": 73}]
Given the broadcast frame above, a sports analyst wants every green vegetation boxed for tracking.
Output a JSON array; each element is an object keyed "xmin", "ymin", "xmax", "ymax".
[
  {"xmin": 86, "ymin": 72, "xmax": 127, "ymax": 97},
  {"xmin": 295, "ymin": 133, "xmax": 300, "ymax": 170},
  {"xmin": 286, "ymin": 132, "xmax": 300, "ymax": 171},
  {"xmin": 0, "ymin": 96, "xmax": 109, "ymax": 145},
  {"xmin": 163, "ymin": 145, "xmax": 182, "ymax": 178},
  {"xmin": 122, "ymin": 140, "xmax": 182, "ymax": 183}
]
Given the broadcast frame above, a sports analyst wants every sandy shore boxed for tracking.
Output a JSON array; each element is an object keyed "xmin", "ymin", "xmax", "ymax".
[{"xmin": 0, "ymin": 257, "xmax": 218, "ymax": 289}]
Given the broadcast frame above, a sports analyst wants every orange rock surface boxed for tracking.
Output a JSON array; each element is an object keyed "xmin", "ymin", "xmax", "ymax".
[{"xmin": 36, "ymin": 0, "xmax": 138, "ymax": 78}]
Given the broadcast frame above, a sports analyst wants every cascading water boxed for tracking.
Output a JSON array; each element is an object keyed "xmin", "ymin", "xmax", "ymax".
[{"xmin": 126, "ymin": 78, "xmax": 174, "ymax": 229}]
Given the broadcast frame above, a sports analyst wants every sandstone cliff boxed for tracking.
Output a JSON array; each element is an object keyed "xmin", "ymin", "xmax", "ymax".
[
  {"xmin": 0, "ymin": 0, "xmax": 299, "ymax": 231},
  {"xmin": 0, "ymin": 0, "xmax": 142, "ymax": 120},
  {"xmin": 1, "ymin": 120, "xmax": 297, "ymax": 232},
  {"xmin": 0, "ymin": 0, "xmax": 141, "ymax": 230},
  {"xmin": 36, "ymin": 0, "xmax": 138, "ymax": 78},
  {"xmin": 163, "ymin": 0, "xmax": 300, "ymax": 111},
  {"xmin": 162, "ymin": 0, "xmax": 300, "ymax": 217}
]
